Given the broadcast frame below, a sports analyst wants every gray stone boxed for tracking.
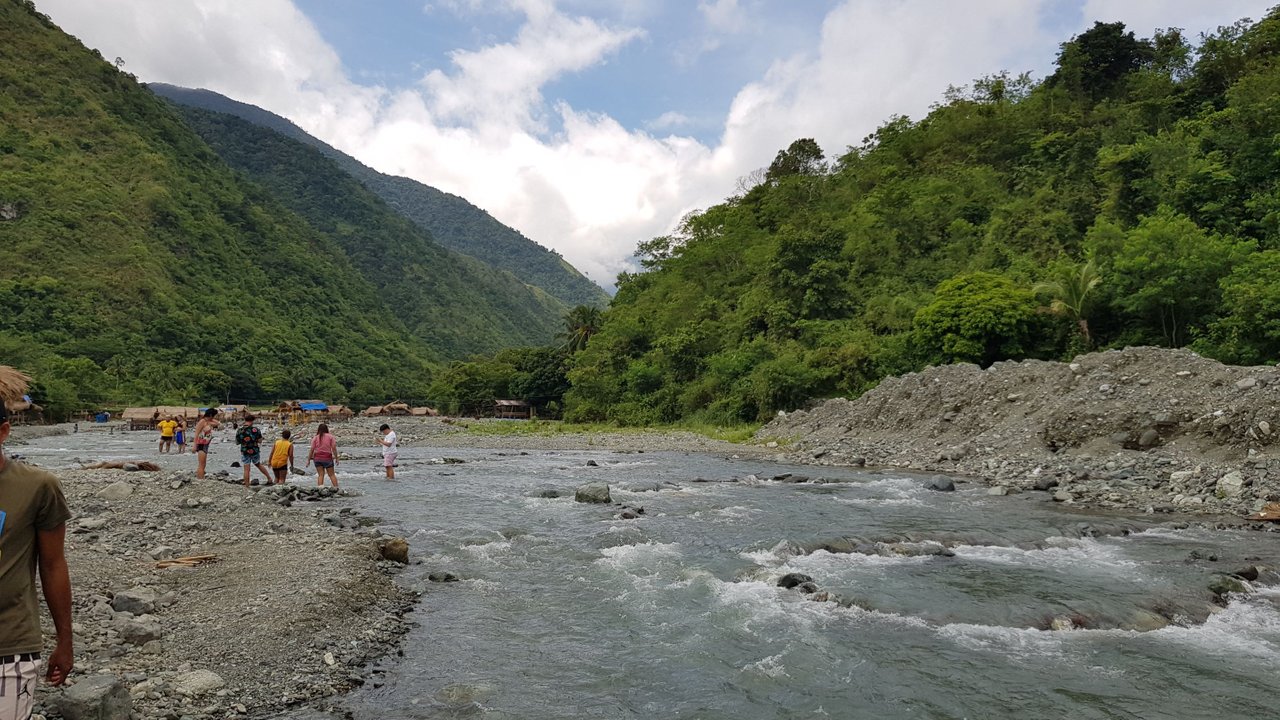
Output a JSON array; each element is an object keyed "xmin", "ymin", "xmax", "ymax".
[
  {"xmin": 1217, "ymin": 471, "xmax": 1245, "ymax": 497},
  {"xmin": 1235, "ymin": 377, "xmax": 1259, "ymax": 391},
  {"xmin": 173, "ymin": 669, "xmax": 226, "ymax": 696},
  {"xmin": 1209, "ymin": 574, "xmax": 1249, "ymax": 597},
  {"xmin": 96, "ymin": 481, "xmax": 134, "ymax": 501},
  {"xmin": 114, "ymin": 615, "xmax": 163, "ymax": 645},
  {"xmin": 1053, "ymin": 491, "xmax": 1075, "ymax": 503},
  {"xmin": 428, "ymin": 571, "xmax": 460, "ymax": 583},
  {"xmin": 923, "ymin": 477, "xmax": 955, "ymax": 492},
  {"xmin": 110, "ymin": 587, "xmax": 158, "ymax": 615},
  {"xmin": 1033, "ymin": 477, "xmax": 1059, "ymax": 492},
  {"xmin": 777, "ymin": 572, "xmax": 814, "ymax": 589},
  {"xmin": 574, "ymin": 482, "xmax": 612, "ymax": 504},
  {"xmin": 987, "ymin": 486, "xmax": 1012, "ymax": 496},
  {"xmin": 380, "ymin": 537, "xmax": 410, "ymax": 564},
  {"xmin": 57, "ymin": 674, "xmax": 131, "ymax": 720},
  {"xmin": 1138, "ymin": 429, "xmax": 1160, "ymax": 448},
  {"xmin": 1169, "ymin": 470, "xmax": 1195, "ymax": 483}
]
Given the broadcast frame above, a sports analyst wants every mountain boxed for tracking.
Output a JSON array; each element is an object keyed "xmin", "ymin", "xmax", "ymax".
[
  {"xmin": 0, "ymin": 0, "xmax": 554, "ymax": 414},
  {"xmin": 148, "ymin": 83, "xmax": 610, "ymax": 309},
  {"xmin": 562, "ymin": 15, "xmax": 1280, "ymax": 425},
  {"xmin": 166, "ymin": 103, "xmax": 570, "ymax": 360}
]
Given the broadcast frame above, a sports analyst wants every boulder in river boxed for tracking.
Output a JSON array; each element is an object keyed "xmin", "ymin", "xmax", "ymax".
[
  {"xmin": 923, "ymin": 477, "xmax": 955, "ymax": 492},
  {"xmin": 1208, "ymin": 574, "xmax": 1249, "ymax": 598},
  {"xmin": 777, "ymin": 572, "xmax": 814, "ymax": 590},
  {"xmin": 574, "ymin": 482, "xmax": 612, "ymax": 504}
]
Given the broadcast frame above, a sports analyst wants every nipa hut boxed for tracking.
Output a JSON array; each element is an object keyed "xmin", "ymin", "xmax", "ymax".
[
  {"xmin": 494, "ymin": 399, "xmax": 532, "ymax": 420},
  {"xmin": 328, "ymin": 405, "xmax": 355, "ymax": 421},
  {"xmin": 123, "ymin": 406, "xmax": 201, "ymax": 430},
  {"xmin": 360, "ymin": 405, "xmax": 385, "ymax": 417},
  {"xmin": 384, "ymin": 401, "xmax": 411, "ymax": 416},
  {"xmin": 409, "ymin": 406, "xmax": 439, "ymax": 417}
]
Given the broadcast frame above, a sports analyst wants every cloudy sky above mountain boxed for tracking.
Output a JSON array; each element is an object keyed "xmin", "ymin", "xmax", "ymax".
[{"xmin": 37, "ymin": 0, "xmax": 1270, "ymax": 288}]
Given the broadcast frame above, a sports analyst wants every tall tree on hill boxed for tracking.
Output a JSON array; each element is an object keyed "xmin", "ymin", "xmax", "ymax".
[{"xmin": 561, "ymin": 305, "xmax": 603, "ymax": 353}]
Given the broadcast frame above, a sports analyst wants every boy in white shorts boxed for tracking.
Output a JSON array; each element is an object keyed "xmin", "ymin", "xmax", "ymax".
[{"xmin": 378, "ymin": 424, "xmax": 398, "ymax": 479}]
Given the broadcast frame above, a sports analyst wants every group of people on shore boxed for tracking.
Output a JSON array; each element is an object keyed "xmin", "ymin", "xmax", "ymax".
[
  {"xmin": 180, "ymin": 409, "xmax": 398, "ymax": 487},
  {"xmin": 154, "ymin": 414, "xmax": 186, "ymax": 454}
]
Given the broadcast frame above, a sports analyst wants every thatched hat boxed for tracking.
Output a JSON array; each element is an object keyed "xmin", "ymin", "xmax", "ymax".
[{"xmin": 0, "ymin": 366, "xmax": 31, "ymax": 403}]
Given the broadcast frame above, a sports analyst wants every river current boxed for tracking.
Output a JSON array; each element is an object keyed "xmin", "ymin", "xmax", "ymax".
[{"xmin": 17, "ymin": 429, "xmax": 1280, "ymax": 719}]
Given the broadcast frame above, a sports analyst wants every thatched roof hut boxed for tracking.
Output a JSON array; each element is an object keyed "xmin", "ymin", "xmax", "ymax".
[
  {"xmin": 384, "ymin": 401, "xmax": 411, "ymax": 416},
  {"xmin": 409, "ymin": 406, "xmax": 439, "ymax": 417},
  {"xmin": 329, "ymin": 405, "xmax": 355, "ymax": 420},
  {"xmin": 361, "ymin": 405, "xmax": 386, "ymax": 417},
  {"xmin": 0, "ymin": 366, "xmax": 31, "ymax": 403},
  {"xmin": 494, "ymin": 399, "xmax": 532, "ymax": 419}
]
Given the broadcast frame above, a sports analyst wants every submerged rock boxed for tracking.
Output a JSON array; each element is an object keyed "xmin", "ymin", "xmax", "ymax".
[
  {"xmin": 923, "ymin": 477, "xmax": 955, "ymax": 492},
  {"xmin": 777, "ymin": 572, "xmax": 814, "ymax": 590},
  {"xmin": 574, "ymin": 482, "xmax": 612, "ymax": 504}
]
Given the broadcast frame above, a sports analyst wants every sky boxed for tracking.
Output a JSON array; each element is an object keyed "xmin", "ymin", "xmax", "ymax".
[{"xmin": 35, "ymin": 0, "xmax": 1272, "ymax": 290}]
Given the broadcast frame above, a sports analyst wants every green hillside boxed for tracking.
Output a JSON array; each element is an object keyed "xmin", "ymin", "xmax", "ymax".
[
  {"xmin": 0, "ymin": 0, "xmax": 441, "ymax": 412},
  {"xmin": 170, "ymin": 104, "xmax": 569, "ymax": 359},
  {"xmin": 563, "ymin": 13, "xmax": 1280, "ymax": 425},
  {"xmin": 148, "ymin": 83, "xmax": 610, "ymax": 309}
]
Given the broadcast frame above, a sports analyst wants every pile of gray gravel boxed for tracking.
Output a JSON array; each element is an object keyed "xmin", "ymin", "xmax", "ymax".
[{"xmin": 761, "ymin": 347, "xmax": 1280, "ymax": 520}]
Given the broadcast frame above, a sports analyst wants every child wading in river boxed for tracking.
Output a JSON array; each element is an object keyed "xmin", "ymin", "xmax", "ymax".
[
  {"xmin": 268, "ymin": 429, "xmax": 296, "ymax": 485},
  {"xmin": 235, "ymin": 414, "xmax": 273, "ymax": 487},
  {"xmin": 378, "ymin": 423, "xmax": 398, "ymax": 479}
]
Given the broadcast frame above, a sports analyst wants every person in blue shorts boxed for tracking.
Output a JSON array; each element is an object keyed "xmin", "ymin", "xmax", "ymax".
[{"xmin": 234, "ymin": 414, "xmax": 273, "ymax": 487}]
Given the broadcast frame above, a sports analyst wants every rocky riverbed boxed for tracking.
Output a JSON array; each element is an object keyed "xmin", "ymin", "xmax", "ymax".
[
  {"xmin": 4, "ymin": 436, "xmax": 414, "ymax": 720},
  {"xmin": 761, "ymin": 347, "xmax": 1280, "ymax": 523}
]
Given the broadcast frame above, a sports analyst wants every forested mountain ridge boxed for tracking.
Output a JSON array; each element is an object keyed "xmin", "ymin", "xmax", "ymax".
[
  {"xmin": 0, "ymin": 0, "xmax": 549, "ymax": 414},
  {"xmin": 561, "ymin": 12, "xmax": 1280, "ymax": 425},
  {"xmin": 148, "ymin": 83, "xmax": 610, "ymax": 309},
  {"xmin": 168, "ymin": 104, "xmax": 569, "ymax": 359}
]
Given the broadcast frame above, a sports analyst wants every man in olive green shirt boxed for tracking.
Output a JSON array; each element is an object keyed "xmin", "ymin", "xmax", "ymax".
[{"xmin": 0, "ymin": 403, "xmax": 73, "ymax": 720}]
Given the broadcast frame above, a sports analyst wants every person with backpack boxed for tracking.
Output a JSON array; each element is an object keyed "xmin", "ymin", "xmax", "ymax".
[{"xmin": 235, "ymin": 414, "xmax": 272, "ymax": 487}]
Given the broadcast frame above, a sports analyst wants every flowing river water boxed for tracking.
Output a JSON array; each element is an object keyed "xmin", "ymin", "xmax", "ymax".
[{"xmin": 17, "ymin": 429, "xmax": 1280, "ymax": 719}]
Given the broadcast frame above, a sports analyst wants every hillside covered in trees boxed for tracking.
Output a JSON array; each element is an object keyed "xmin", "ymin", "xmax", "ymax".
[
  {"xmin": 0, "ymin": 0, "xmax": 568, "ymax": 415},
  {"xmin": 549, "ymin": 11, "xmax": 1280, "ymax": 425},
  {"xmin": 148, "ymin": 83, "xmax": 610, "ymax": 310}
]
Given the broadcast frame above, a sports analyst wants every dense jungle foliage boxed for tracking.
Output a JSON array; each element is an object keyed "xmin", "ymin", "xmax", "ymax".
[
  {"xmin": 0, "ymin": 0, "xmax": 442, "ymax": 415},
  {"xmin": 149, "ymin": 84, "xmax": 610, "ymax": 309},
  {"xmin": 545, "ymin": 11, "xmax": 1280, "ymax": 425},
  {"xmin": 172, "ymin": 105, "xmax": 570, "ymax": 358}
]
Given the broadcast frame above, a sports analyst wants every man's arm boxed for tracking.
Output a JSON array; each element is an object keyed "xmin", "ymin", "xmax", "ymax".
[{"xmin": 37, "ymin": 524, "xmax": 73, "ymax": 685}]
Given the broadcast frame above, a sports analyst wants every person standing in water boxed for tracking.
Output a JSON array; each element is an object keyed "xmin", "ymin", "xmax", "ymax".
[
  {"xmin": 235, "ymin": 415, "xmax": 273, "ymax": 487},
  {"xmin": 377, "ymin": 423, "xmax": 398, "ymax": 479},
  {"xmin": 174, "ymin": 417, "xmax": 187, "ymax": 454},
  {"xmin": 307, "ymin": 423, "xmax": 339, "ymax": 489},
  {"xmin": 193, "ymin": 408, "xmax": 219, "ymax": 479}
]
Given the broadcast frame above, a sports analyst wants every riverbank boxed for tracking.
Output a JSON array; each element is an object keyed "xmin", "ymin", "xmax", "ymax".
[
  {"xmin": 760, "ymin": 347, "xmax": 1280, "ymax": 523},
  {"xmin": 9, "ymin": 452, "xmax": 414, "ymax": 719}
]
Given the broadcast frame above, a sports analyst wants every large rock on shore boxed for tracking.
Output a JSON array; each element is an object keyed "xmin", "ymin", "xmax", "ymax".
[
  {"xmin": 574, "ymin": 482, "xmax": 612, "ymax": 504},
  {"xmin": 57, "ymin": 675, "xmax": 130, "ymax": 720},
  {"xmin": 110, "ymin": 587, "xmax": 157, "ymax": 615},
  {"xmin": 380, "ymin": 537, "xmax": 410, "ymax": 564}
]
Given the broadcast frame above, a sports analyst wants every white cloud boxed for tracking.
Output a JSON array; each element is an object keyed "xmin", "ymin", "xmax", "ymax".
[
  {"xmin": 31, "ymin": 0, "xmax": 1277, "ymax": 290},
  {"xmin": 699, "ymin": 0, "xmax": 746, "ymax": 34}
]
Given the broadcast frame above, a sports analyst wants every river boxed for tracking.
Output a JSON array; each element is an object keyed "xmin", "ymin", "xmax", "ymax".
[{"xmin": 17, "ymin": 428, "xmax": 1280, "ymax": 719}]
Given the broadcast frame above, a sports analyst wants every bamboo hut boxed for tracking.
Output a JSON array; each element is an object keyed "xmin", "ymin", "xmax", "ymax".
[
  {"xmin": 409, "ymin": 406, "xmax": 440, "ymax": 417},
  {"xmin": 494, "ymin": 399, "xmax": 532, "ymax": 420},
  {"xmin": 360, "ymin": 405, "xmax": 386, "ymax": 417},
  {"xmin": 328, "ymin": 405, "xmax": 355, "ymax": 421},
  {"xmin": 384, "ymin": 401, "xmax": 411, "ymax": 416},
  {"xmin": 3, "ymin": 395, "xmax": 43, "ymax": 425},
  {"xmin": 123, "ymin": 406, "xmax": 201, "ymax": 430}
]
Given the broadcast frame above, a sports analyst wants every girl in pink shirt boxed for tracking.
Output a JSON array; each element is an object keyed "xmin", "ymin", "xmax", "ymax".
[{"xmin": 307, "ymin": 423, "xmax": 339, "ymax": 488}]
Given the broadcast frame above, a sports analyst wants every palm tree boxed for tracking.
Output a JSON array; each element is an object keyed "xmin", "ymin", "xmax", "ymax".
[
  {"xmin": 1034, "ymin": 259, "xmax": 1102, "ymax": 347},
  {"xmin": 560, "ymin": 305, "xmax": 603, "ymax": 352}
]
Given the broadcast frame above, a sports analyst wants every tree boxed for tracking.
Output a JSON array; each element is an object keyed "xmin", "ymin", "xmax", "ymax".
[
  {"xmin": 1049, "ymin": 21, "xmax": 1154, "ymax": 99},
  {"xmin": 560, "ymin": 305, "xmax": 603, "ymax": 352},
  {"xmin": 766, "ymin": 138, "xmax": 826, "ymax": 181},
  {"xmin": 912, "ymin": 272, "xmax": 1042, "ymax": 367},
  {"xmin": 1089, "ymin": 207, "xmax": 1253, "ymax": 345},
  {"xmin": 1034, "ymin": 258, "xmax": 1102, "ymax": 347}
]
